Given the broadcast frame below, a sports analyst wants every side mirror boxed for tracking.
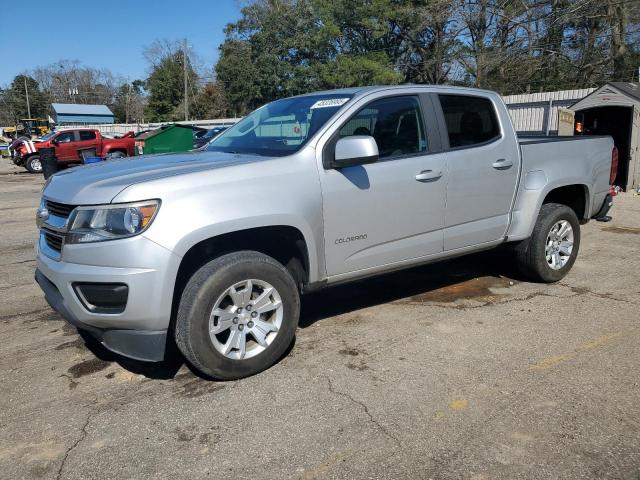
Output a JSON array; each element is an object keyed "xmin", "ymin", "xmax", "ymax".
[
  {"xmin": 331, "ymin": 136, "xmax": 379, "ymax": 168},
  {"xmin": 51, "ymin": 138, "xmax": 58, "ymax": 145}
]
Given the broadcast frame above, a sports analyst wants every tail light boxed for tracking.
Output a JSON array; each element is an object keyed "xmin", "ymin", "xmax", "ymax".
[{"xmin": 610, "ymin": 146, "xmax": 619, "ymax": 196}]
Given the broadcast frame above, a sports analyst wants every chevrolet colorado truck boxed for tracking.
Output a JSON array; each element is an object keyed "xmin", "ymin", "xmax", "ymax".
[
  {"xmin": 14, "ymin": 129, "xmax": 135, "ymax": 173},
  {"xmin": 35, "ymin": 86, "xmax": 616, "ymax": 379}
]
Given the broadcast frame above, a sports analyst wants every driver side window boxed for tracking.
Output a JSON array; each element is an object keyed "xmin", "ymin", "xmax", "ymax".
[
  {"xmin": 339, "ymin": 96, "xmax": 428, "ymax": 159},
  {"xmin": 56, "ymin": 131, "xmax": 75, "ymax": 143}
]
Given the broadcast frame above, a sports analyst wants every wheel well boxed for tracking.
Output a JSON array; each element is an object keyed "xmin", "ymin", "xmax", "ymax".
[
  {"xmin": 106, "ymin": 148, "xmax": 126, "ymax": 155},
  {"xmin": 542, "ymin": 185, "xmax": 588, "ymax": 222},
  {"xmin": 171, "ymin": 226, "xmax": 309, "ymax": 319}
]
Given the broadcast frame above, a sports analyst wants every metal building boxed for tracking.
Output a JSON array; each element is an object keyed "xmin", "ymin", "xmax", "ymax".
[
  {"xmin": 50, "ymin": 103, "xmax": 115, "ymax": 126},
  {"xmin": 571, "ymin": 82, "xmax": 640, "ymax": 191},
  {"xmin": 502, "ymin": 88, "xmax": 595, "ymax": 136}
]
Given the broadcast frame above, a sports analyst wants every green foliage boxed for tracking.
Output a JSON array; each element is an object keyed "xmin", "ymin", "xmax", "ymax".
[
  {"xmin": 190, "ymin": 83, "xmax": 228, "ymax": 120},
  {"xmin": 315, "ymin": 53, "xmax": 403, "ymax": 88},
  {"xmin": 5, "ymin": 75, "xmax": 48, "ymax": 122},
  {"xmin": 144, "ymin": 42, "xmax": 199, "ymax": 122},
  {"xmin": 112, "ymin": 80, "xmax": 146, "ymax": 123},
  {"xmin": 216, "ymin": 0, "xmax": 404, "ymax": 115}
]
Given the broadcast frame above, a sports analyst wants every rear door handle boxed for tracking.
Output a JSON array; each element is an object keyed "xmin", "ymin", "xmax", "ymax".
[
  {"xmin": 415, "ymin": 169, "xmax": 443, "ymax": 182},
  {"xmin": 492, "ymin": 158, "xmax": 513, "ymax": 169}
]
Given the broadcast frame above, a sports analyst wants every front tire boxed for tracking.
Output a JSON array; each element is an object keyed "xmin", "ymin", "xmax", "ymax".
[
  {"xmin": 515, "ymin": 203, "xmax": 581, "ymax": 282},
  {"xmin": 24, "ymin": 155, "xmax": 42, "ymax": 173},
  {"xmin": 175, "ymin": 251, "xmax": 300, "ymax": 380}
]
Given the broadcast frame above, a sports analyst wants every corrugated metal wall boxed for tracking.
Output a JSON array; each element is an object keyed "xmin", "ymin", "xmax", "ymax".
[
  {"xmin": 502, "ymin": 88, "xmax": 595, "ymax": 136},
  {"xmin": 56, "ymin": 115, "xmax": 114, "ymax": 125}
]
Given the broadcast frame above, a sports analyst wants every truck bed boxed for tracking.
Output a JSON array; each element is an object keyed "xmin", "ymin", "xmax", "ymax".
[{"xmin": 506, "ymin": 134, "xmax": 614, "ymax": 241}]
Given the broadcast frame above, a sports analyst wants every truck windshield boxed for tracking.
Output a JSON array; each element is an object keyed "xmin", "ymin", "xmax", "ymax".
[{"xmin": 207, "ymin": 94, "xmax": 354, "ymax": 157}]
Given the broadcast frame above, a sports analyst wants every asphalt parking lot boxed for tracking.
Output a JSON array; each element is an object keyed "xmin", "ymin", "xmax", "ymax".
[{"xmin": 1, "ymin": 161, "xmax": 639, "ymax": 480}]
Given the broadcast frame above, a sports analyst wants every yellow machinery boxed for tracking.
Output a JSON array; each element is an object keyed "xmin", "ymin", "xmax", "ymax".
[{"xmin": 3, "ymin": 118, "xmax": 51, "ymax": 138}]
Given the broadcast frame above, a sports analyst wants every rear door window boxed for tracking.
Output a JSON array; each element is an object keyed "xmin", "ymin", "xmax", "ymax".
[
  {"xmin": 78, "ymin": 131, "xmax": 96, "ymax": 141},
  {"xmin": 339, "ymin": 96, "xmax": 428, "ymax": 159},
  {"xmin": 438, "ymin": 95, "xmax": 500, "ymax": 148}
]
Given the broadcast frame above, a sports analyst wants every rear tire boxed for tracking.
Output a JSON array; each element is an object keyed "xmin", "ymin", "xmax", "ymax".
[
  {"xmin": 175, "ymin": 251, "xmax": 300, "ymax": 380},
  {"xmin": 515, "ymin": 203, "xmax": 581, "ymax": 283},
  {"xmin": 106, "ymin": 151, "xmax": 126, "ymax": 160},
  {"xmin": 24, "ymin": 155, "xmax": 42, "ymax": 174}
]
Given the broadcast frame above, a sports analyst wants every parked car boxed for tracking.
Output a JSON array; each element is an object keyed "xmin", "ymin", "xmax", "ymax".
[
  {"xmin": 12, "ymin": 129, "xmax": 135, "ymax": 173},
  {"xmin": 35, "ymin": 85, "xmax": 616, "ymax": 380},
  {"xmin": 192, "ymin": 126, "xmax": 228, "ymax": 149}
]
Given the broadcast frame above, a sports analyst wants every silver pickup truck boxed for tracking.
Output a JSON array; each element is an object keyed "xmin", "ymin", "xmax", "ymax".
[{"xmin": 35, "ymin": 86, "xmax": 616, "ymax": 379}]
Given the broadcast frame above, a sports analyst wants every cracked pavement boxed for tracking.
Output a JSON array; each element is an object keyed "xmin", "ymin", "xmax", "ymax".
[{"xmin": 1, "ymin": 162, "xmax": 639, "ymax": 479}]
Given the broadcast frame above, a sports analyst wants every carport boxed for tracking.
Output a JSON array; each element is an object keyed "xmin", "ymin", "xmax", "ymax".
[{"xmin": 571, "ymin": 82, "xmax": 640, "ymax": 191}]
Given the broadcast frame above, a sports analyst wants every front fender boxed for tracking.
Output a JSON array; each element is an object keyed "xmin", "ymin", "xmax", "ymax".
[
  {"xmin": 159, "ymin": 214, "xmax": 321, "ymax": 283},
  {"xmin": 115, "ymin": 151, "xmax": 326, "ymax": 283}
]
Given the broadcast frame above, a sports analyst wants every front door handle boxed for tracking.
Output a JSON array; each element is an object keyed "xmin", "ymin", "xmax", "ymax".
[
  {"xmin": 492, "ymin": 158, "xmax": 513, "ymax": 169},
  {"xmin": 415, "ymin": 169, "xmax": 443, "ymax": 182}
]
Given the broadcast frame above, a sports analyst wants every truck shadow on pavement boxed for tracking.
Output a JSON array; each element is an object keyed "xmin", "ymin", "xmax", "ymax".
[
  {"xmin": 299, "ymin": 248, "xmax": 522, "ymax": 328},
  {"xmin": 76, "ymin": 331, "xmax": 186, "ymax": 380},
  {"xmin": 72, "ymin": 248, "xmax": 522, "ymax": 380}
]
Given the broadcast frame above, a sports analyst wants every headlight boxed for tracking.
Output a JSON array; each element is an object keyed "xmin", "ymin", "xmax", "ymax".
[{"xmin": 66, "ymin": 200, "xmax": 160, "ymax": 244}]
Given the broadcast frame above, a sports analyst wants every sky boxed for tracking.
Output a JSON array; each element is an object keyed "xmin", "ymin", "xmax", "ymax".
[{"xmin": 0, "ymin": 0, "xmax": 242, "ymax": 85}]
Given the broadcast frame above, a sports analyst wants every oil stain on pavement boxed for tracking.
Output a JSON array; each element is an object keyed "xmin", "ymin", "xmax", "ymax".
[
  {"xmin": 602, "ymin": 225, "xmax": 640, "ymax": 235},
  {"xmin": 67, "ymin": 358, "xmax": 110, "ymax": 378},
  {"xmin": 404, "ymin": 276, "xmax": 516, "ymax": 305}
]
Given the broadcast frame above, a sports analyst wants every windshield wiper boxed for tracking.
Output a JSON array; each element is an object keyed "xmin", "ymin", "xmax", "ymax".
[{"xmin": 221, "ymin": 150, "xmax": 268, "ymax": 157}]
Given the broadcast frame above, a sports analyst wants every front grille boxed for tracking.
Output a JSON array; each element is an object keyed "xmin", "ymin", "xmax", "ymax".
[
  {"xmin": 45, "ymin": 200, "xmax": 75, "ymax": 218},
  {"xmin": 44, "ymin": 231, "xmax": 64, "ymax": 252}
]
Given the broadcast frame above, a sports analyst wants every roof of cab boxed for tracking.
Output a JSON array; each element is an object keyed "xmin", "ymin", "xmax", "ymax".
[{"xmin": 297, "ymin": 84, "xmax": 498, "ymax": 98}]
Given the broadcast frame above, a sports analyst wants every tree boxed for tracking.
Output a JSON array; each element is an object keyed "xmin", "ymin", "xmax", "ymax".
[
  {"xmin": 32, "ymin": 60, "xmax": 120, "ymax": 105},
  {"xmin": 191, "ymin": 83, "xmax": 228, "ymax": 120},
  {"xmin": 5, "ymin": 75, "xmax": 48, "ymax": 121},
  {"xmin": 215, "ymin": 0, "xmax": 402, "ymax": 116},
  {"xmin": 112, "ymin": 80, "xmax": 146, "ymax": 123},
  {"xmin": 144, "ymin": 40, "xmax": 198, "ymax": 122}
]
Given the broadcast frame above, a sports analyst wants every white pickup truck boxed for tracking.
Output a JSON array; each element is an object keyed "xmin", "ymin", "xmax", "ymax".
[{"xmin": 35, "ymin": 85, "xmax": 616, "ymax": 379}]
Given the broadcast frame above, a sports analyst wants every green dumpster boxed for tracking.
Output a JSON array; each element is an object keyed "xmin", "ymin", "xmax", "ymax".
[{"xmin": 134, "ymin": 124, "xmax": 195, "ymax": 155}]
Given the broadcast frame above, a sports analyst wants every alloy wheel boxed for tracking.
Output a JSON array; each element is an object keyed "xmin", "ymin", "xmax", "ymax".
[
  {"xmin": 208, "ymin": 279, "xmax": 283, "ymax": 360},
  {"xmin": 545, "ymin": 220, "xmax": 574, "ymax": 270}
]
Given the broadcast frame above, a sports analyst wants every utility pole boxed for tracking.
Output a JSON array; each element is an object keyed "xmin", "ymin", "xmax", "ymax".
[
  {"xmin": 125, "ymin": 82, "xmax": 131, "ymax": 124},
  {"xmin": 24, "ymin": 77, "xmax": 31, "ymax": 118},
  {"xmin": 183, "ymin": 38, "xmax": 188, "ymax": 121}
]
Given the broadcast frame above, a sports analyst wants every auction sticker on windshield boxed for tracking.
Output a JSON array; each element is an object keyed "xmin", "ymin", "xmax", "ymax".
[{"xmin": 310, "ymin": 98, "xmax": 350, "ymax": 109}]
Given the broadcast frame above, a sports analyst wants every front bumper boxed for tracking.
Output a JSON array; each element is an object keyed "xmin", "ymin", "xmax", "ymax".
[
  {"xmin": 36, "ymin": 270, "xmax": 166, "ymax": 361},
  {"xmin": 35, "ymin": 234, "xmax": 182, "ymax": 362}
]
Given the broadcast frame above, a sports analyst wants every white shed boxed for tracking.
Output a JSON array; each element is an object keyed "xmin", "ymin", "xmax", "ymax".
[
  {"xmin": 502, "ymin": 88, "xmax": 595, "ymax": 136},
  {"xmin": 571, "ymin": 82, "xmax": 640, "ymax": 191}
]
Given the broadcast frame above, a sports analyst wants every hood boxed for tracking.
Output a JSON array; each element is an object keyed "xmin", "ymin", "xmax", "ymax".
[{"xmin": 44, "ymin": 151, "xmax": 268, "ymax": 205}]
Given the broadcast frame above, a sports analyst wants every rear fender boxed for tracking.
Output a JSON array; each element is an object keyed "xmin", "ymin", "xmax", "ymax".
[{"xmin": 507, "ymin": 177, "xmax": 590, "ymax": 241}]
